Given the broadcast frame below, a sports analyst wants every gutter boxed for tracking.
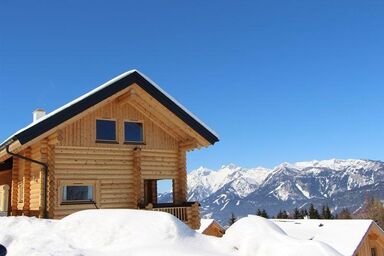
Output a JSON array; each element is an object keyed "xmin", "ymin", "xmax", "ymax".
[{"xmin": 6, "ymin": 145, "xmax": 48, "ymax": 218}]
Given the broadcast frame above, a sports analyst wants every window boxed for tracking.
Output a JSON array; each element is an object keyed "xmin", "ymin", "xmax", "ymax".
[
  {"xmin": 62, "ymin": 185, "xmax": 94, "ymax": 202},
  {"xmin": 124, "ymin": 121, "xmax": 144, "ymax": 143},
  {"xmin": 96, "ymin": 119, "xmax": 116, "ymax": 142}
]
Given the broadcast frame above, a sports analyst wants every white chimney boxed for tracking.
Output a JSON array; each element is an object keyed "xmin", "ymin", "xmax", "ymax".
[{"xmin": 33, "ymin": 109, "xmax": 46, "ymax": 122}]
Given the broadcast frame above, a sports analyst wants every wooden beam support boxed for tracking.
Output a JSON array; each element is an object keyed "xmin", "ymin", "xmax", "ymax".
[
  {"xmin": 39, "ymin": 139, "xmax": 48, "ymax": 218},
  {"xmin": 23, "ymin": 147, "xmax": 31, "ymax": 216},
  {"xmin": 11, "ymin": 158, "xmax": 19, "ymax": 216},
  {"xmin": 133, "ymin": 148, "xmax": 142, "ymax": 206}
]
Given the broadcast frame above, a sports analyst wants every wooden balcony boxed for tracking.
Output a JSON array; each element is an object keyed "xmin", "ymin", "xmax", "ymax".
[{"xmin": 143, "ymin": 202, "xmax": 200, "ymax": 230}]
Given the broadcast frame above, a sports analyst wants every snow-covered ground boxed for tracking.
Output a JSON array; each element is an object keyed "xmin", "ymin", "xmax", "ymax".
[{"xmin": 0, "ymin": 210, "xmax": 342, "ymax": 256}]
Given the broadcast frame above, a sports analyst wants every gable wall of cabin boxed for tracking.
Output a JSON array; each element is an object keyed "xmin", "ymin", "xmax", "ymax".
[
  {"xmin": 355, "ymin": 224, "xmax": 384, "ymax": 256},
  {"xmin": 58, "ymin": 100, "xmax": 179, "ymax": 150},
  {"xmin": 48, "ymin": 98, "xmax": 188, "ymax": 219}
]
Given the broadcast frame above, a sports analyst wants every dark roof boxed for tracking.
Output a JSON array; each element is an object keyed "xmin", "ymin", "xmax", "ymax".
[{"xmin": 0, "ymin": 70, "xmax": 219, "ymax": 151}]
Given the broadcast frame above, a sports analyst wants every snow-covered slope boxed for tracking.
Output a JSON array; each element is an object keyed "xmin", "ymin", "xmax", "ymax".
[
  {"xmin": 187, "ymin": 159, "xmax": 384, "ymax": 224},
  {"xmin": 188, "ymin": 164, "xmax": 270, "ymax": 201},
  {"xmin": 0, "ymin": 210, "xmax": 341, "ymax": 256}
]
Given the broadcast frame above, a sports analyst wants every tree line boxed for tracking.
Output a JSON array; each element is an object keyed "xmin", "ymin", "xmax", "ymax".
[{"xmin": 228, "ymin": 196, "xmax": 384, "ymax": 230}]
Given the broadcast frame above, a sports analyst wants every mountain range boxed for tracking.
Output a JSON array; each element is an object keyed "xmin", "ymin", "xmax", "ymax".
[{"xmin": 184, "ymin": 159, "xmax": 384, "ymax": 224}]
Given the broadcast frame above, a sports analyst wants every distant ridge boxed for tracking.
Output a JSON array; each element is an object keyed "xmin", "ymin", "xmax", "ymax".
[{"xmin": 185, "ymin": 159, "xmax": 384, "ymax": 224}]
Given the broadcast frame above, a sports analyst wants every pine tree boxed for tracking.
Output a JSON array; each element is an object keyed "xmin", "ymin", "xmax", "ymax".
[
  {"xmin": 256, "ymin": 209, "xmax": 262, "ymax": 216},
  {"xmin": 300, "ymin": 208, "xmax": 308, "ymax": 218},
  {"xmin": 293, "ymin": 207, "xmax": 302, "ymax": 219},
  {"xmin": 277, "ymin": 210, "xmax": 288, "ymax": 219},
  {"xmin": 228, "ymin": 212, "xmax": 237, "ymax": 226},
  {"xmin": 308, "ymin": 203, "xmax": 320, "ymax": 219},
  {"xmin": 337, "ymin": 208, "xmax": 352, "ymax": 219},
  {"xmin": 321, "ymin": 205, "xmax": 333, "ymax": 219},
  {"xmin": 261, "ymin": 209, "xmax": 269, "ymax": 218}
]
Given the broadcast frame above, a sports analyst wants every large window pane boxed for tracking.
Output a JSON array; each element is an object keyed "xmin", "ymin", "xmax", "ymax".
[
  {"xmin": 124, "ymin": 122, "xmax": 143, "ymax": 143},
  {"xmin": 63, "ymin": 185, "xmax": 93, "ymax": 201},
  {"xmin": 96, "ymin": 119, "xmax": 116, "ymax": 141}
]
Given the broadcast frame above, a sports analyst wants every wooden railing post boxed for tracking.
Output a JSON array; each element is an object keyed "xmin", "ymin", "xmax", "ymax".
[{"xmin": 190, "ymin": 202, "xmax": 200, "ymax": 230}]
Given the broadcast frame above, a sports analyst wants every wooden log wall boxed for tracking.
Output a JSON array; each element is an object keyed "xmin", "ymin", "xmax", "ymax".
[
  {"xmin": 53, "ymin": 146, "xmax": 135, "ymax": 218},
  {"xmin": 140, "ymin": 149, "xmax": 180, "ymax": 203}
]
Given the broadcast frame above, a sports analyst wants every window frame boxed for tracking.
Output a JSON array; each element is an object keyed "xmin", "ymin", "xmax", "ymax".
[
  {"xmin": 59, "ymin": 180, "xmax": 97, "ymax": 205},
  {"xmin": 95, "ymin": 118, "xmax": 118, "ymax": 143},
  {"xmin": 123, "ymin": 120, "xmax": 145, "ymax": 144}
]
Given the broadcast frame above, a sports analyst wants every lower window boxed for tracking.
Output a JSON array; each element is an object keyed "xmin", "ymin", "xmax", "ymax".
[{"xmin": 62, "ymin": 185, "xmax": 94, "ymax": 202}]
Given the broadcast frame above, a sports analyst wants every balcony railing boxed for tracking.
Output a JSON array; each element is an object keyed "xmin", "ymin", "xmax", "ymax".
[{"xmin": 143, "ymin": 202, "xmax": 200, "ymax": 230}]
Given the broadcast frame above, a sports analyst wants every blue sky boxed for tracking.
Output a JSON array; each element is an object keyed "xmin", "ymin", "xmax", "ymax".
[{"xmin": 1, "ymin": 1, "xmax": 384, "ymax": 171}]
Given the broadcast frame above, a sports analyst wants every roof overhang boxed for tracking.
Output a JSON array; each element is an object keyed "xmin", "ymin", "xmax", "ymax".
[{"xmin": 0, "ymin": 70, "xmax": 219, "ymax": 161}]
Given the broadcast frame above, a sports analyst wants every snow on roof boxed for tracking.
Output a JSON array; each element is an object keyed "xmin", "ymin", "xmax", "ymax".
[
  {"xmin": 0, "ymin": 69, "xmax": 219, "ymax": 148},
  {"xmin": 272, "ymin": 218, "xmax": 374, "ymax": 256},
  {"xmin": 197, "ymin": 219, "xmax": 215, "ymax": 233},
  {"xmin": 224, "ymin": 215, "xmax": 342, "ymax": 256}
]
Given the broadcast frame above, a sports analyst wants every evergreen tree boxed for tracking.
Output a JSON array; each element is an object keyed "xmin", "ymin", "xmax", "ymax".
[
  {"xmin": 256, "ymin": 209, "xmax": 262, "ymax": 216},
  {"xmin": 293, "ymin": 207, "xmax": 302, "ymax": 219},
  {"xmin": 261, "ymin": 209, "xmax": 269, "ymax": 218},
  {"xmin": 321, "ymin": 205, "xmax": 333, "ymax": 219},
  {"xmin": 277, "ymin": 210, "xmax": 289, "ymax": 219},
  {"xmin": 228, "ymin": 212, "xmax": 237, "ymax": 226},
  {"xmin": 308, "ymin": 203, "xmax": 320, "ymax": 219},
  {"xmin": 337, "ymin": 208, "xmax": 352, "ymax": 219},
  {"xmin": 300, "ymin": 208, "xmax": 308, "ymax": 218}
]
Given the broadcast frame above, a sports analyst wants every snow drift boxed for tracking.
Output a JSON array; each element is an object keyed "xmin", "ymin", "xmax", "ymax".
[{"xmin": 0, "ymin": 209, "xmax": 342, "ymax": 255}]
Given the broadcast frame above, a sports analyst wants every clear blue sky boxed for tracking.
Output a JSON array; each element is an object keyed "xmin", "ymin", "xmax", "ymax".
[{"xmin": 1, "ymin": 1, "xmax": 384, "ymax": 171}]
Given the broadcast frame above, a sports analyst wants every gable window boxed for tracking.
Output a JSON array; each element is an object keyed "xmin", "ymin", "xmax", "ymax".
[
  {"xmin": 62, "ymin": 185, "xmax": 94, "ymax": 203},
  {"xmin": 124, "ymin": 121, "xmax": 144, "ymax": 143},
  {"xmin": 96, "ymin": 119, "xmax": 116, "ymax": 142}
]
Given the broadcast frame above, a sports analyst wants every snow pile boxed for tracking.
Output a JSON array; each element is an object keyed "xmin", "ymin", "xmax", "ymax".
[
  {"xmin": 223, "ymin": 215, "xmax": 342, "ymax": 256},
  {"xmin": 0, "ymin": 210, "xmax": 228, "ymax": 256},
  {"xmin": 0, "ymin": 210, "xmax": 343, "ymax": 255}
]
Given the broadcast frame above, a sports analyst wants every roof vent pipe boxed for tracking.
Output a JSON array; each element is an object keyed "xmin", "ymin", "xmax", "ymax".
[{"xmin": 33, "ymin": 109, "xmax": 46, "ymax": 122}]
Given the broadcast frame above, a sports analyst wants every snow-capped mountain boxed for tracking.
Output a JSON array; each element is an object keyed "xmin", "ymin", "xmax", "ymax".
[{"xmin": 187, "ymin": 159, "xmax": 384, "ymax": 224}]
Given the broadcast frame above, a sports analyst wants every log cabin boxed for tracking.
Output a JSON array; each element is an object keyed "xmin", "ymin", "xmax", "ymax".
[
  {"xmin": 197, "ymin": 219, "xmax": 225, "ymax": 237},
  {"xmin": 0, "ymin": 70, "xmax": 219, "ymax": 229}
]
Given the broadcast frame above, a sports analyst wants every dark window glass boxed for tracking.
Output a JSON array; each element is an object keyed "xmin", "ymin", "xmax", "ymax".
[
  {"xmin": 63, "ymin": 186, "xmax": 93, "ymax": 201},
  {"xmin": 96, "ymin": 119, "xmax": 116, "ymax": 141},
  {"xmin": 124, "ymin": 122, "xmax": 143, "ymax": 143}
]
